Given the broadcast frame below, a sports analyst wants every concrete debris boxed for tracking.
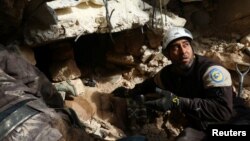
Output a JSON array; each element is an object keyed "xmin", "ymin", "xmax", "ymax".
[
  {"xmin": 47, "ymin": 0, "xmax": 105, "ymax": 9},
  {"xmin": 147, "ymin": 9, "xmax": 186, "ymax": 31},
  {"xmin": 90, "ymin": 0, "xmax": 104, "ymax": 6},
  {"xmin": 140, "ymin": 46, "xmax": 155, "ymax": 63},
  {"xmin": 50, "ymin": 59, "xmax": 81, "ymax": 82},
  {"xmin": 53, "ymin": 78, "xmax": 86, "ymax": 98},
  {"xmin": 65, "ymin": 96, "xmax": 94, "ymax": 121},
  {"xmin": 136, "ymin": 46, "xmax": 169, "ymax": 76},
  {"xmin": 53, "ymin": 80, "xmax": 77, "ymax": 96},
  {"xmin": 241, "ymin": 33, "xmax": 250, "ymax": 47},
  {"xmin": 106, "ymin": 53, "xmax": 135, "ymax": 66},
  {"xmin": 82, "ymin": 117, "xmax": 126, "ymax": 140},
  {"xmin": 23, "ymin": 0, "xmax": 186, "ymax": 46},
  {"xmin": 47, "ymin": 0, "xmax": 89, "ymax": 9},
  {"xmin": 25, "ymin": 0, "xmax": 151, "ymax": 45}
]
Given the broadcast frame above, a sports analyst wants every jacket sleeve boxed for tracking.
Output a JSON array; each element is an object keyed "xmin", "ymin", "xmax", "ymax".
[
  {"xmin": 181, "ymin": 86, "xmax": 233, "ymax": 122},
  {"xmin": 181, "ymin": 65, "xmax": 233, "ymax": 123}
]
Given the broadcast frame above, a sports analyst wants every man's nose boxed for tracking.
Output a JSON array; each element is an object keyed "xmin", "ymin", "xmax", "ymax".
[{"xmin": 179, "ymin": 45, "xmax": 186, "ymax": 54}]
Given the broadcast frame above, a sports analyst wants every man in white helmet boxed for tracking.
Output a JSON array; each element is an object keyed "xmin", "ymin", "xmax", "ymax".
[{"xmin": 112, "ymin": 27, "xmax": 233, "ymax": 140}]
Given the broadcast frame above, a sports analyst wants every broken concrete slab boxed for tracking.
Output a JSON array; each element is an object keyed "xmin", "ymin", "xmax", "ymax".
[{"xmin": 23, "ymin": 0, "xmax": 186, "ymax": 46}]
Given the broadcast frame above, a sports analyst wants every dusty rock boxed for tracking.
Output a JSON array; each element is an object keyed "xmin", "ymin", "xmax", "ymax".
[
  {"xmin": 113, "ymin": 28, "xmax": 145, "ymax": 57},
  {"xmin": 146, "ymin": 29, "xmax": 163, "ymax": 49},
  {"xmin": 65, "ymin": 97, "xmax": 94, "ymax": 121},
  {"xmin": 47, "ymin": 0, "xmax": 89, "ymax": 9},
  {"xmin": 241, "ymin": 33, "xmax": 250, "ymax": 47},
  {"xmin": 106, "ymin": 52, "xmax": 135, "ymax": 66},
  {"xmin": 141, "ymin": 46, "xmax": 155, "ymax": 63},
  {"xmin": 50, "ymin": 58, "xmax": 81, "ymax": 82},
  {"xmin": 90, "ymin": 0, "xmax": 104, "ymax": 6},
  {"xmin": 25, "ymin": 0, "xmax": 151, "ymax": 45}
]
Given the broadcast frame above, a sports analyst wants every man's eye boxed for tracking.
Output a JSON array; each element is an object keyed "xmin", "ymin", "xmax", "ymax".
[
  {"xmin": 183, "ymin": 42, "xmax": 190, "ymax": 46},
  {"xmin": 174, "ymin": 46, "xmax": 179, "ymax": 49},
  {"xmin": 171, "ymin": 46, "xmax": 179, "ymax": 51}
]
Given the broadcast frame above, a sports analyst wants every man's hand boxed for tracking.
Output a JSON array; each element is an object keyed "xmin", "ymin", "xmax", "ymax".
[
  {"xmin": 112, "ymin": 86, "xmax": 130, "ymax": 98},
  {"xmin": 144, "ymin": 90, "xmax": 180, "ymax": 112}
]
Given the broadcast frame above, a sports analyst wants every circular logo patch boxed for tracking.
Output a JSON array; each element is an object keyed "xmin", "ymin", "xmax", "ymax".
[{"xmin": 209, "ymin": 68, "xmax": 224, "ymax": 82}]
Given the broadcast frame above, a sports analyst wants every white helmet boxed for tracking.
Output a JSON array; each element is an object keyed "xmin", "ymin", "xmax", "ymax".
[{"xmin": 162, "ymin": 27, "xmax": 193, "ymax": 51}]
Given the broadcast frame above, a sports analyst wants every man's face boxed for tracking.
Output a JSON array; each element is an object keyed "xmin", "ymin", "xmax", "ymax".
[{"xmin": 164, "ymin": 38, "xmax": 194, "ymax": 69}]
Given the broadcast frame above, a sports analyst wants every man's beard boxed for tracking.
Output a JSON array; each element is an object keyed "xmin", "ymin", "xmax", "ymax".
[
  {"xmin": 179, "ymin": 59, "xmax": 193, "ymax": 70},
  {"xmin": 172, "ymin": 56, "xmax": 195, "ymax": 74}
]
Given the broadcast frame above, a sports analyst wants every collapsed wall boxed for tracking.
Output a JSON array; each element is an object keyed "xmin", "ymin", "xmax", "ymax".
[{"xmin": 23, "ymin": 0, "xmax": 186, "ymax": 46}]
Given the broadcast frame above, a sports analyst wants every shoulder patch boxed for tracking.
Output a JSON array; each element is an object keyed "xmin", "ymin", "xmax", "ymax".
[
  {"xmin": 203, "ymin": 65, "xmax": 232, "ymax": 88},
  {"xmin": 209, "ymin": 68, "xmax": 224, "ymax": 83}
]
